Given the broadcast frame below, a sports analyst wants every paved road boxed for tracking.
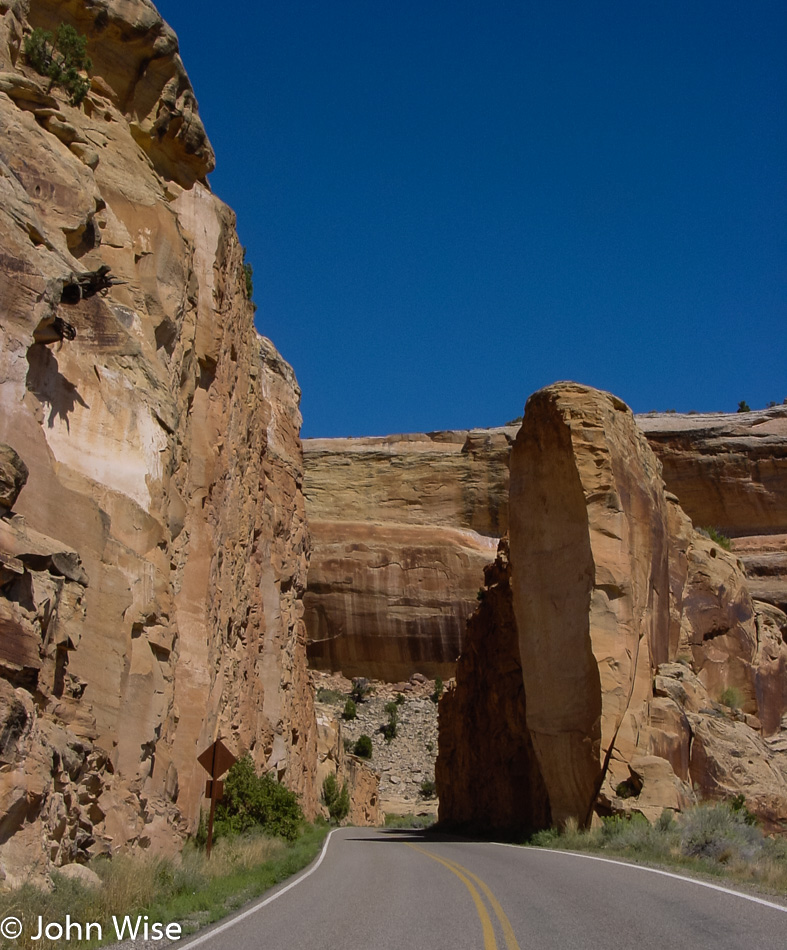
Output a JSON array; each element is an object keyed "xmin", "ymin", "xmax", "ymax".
[{"xmin": 181, "ymin": 828, "xmax": 787, "ymax": 950}]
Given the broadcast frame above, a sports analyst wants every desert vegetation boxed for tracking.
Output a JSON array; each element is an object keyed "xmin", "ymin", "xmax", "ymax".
[
  {"xmin": 353, "ymin": 733, "xmax": 374, "ymax": 758},
  {"xmin": 0, "ymin": 756, "xmax": 327, "ymax": 948},
  {"xmin": 24, "ymin": 24, "xmax": 91, "ymax": 105},
  {"xmin": 700, "ymin": 526, "xmax": 733, "ymax": 551},
  {"xmin": 530, "ymin": 800, "xmax": 787, "ymax": 894},
  {"xmin": 322, "ymin": 774, "xmax": 350, "ymax": 823}
]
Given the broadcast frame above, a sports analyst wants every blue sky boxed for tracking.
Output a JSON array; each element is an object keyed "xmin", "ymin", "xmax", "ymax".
[{"xmin": 154, "ymin": 1, "xmax": 786, "ymax": 437}]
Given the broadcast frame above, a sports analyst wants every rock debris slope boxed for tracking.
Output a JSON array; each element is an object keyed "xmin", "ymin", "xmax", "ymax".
[
  {"xmin": 0, "ymin": 0, "xmax": 343, "ymax": 883},
  {"xmin": 438, "ymin": 384, "xmax": 787, "ymax": 834}
]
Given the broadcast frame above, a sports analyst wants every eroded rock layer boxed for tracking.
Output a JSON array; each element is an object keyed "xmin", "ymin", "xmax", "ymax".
[
  {"xmin": 303, "ymin": 408, "xmax": 787, "ymax": 682},
  {"xmin": 0, "ymin": 0, "xmax": 320, "ymax": 882},
  {"xmin": 303, "ymin": 432, "xmax": 508, "ymax": 680},
  {"xmin": 438, "ymin": 384, "xmax": 787, "ymax": 834},
  {"xmin": 640, "ymin": 410, "xmax": 787, "ymax": 614}
]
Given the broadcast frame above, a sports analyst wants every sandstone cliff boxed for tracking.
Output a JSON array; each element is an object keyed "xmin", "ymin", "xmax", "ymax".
[
  {"xmin": 0, "ymin": 0, "xmax": 321, "ymax": 883},
  {"xmin": 303, "ymin": 432, "xmax": 508, "ymax": 680},
  {"xmin": 303, "ymin": 409, "xmax": 787, "ymax": 683},
  {"xmin": 640, "ymin": 410, "xmax": 787, "ymax": 614},
  {"xmin": 438, "ymin": 384, "xmax": 787, "ymax": 834}
]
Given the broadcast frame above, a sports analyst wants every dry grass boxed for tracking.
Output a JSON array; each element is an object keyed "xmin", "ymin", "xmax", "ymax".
[
  {"xmin": 530, "ymin": 803, "xmax": 787, "ymax": 896},
  {"xmin": 0, "ymin": 826, "xmax": 325, "ymax": 950}
]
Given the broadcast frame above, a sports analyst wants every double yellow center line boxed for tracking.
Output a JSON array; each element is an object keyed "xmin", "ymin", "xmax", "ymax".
[{"xmin": 406, "ymin": 843, "xmax": 521, "ymax": 950}]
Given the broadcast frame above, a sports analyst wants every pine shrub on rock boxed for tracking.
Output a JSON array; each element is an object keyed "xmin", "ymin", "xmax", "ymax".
[
  {"xmin": 353, "ymin": 734, "xmax": 373, "ymax": 759},
  {"xmin": 24, "ymin": 24, "xmax": 92, "ymax": 105}
]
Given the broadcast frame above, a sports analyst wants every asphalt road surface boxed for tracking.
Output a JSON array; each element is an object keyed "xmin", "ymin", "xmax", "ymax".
[{"xmin": 180, "ymin": 828, "xmax": 787, "ymax": 950}]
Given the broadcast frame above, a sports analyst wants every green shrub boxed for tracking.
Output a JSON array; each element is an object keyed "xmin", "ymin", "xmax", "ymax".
[
  {"xmin": 380, "ymin": 720, "xmax": 397, "ymax": 742},
  {"xmin": 737, "ymin": 400, "xmax": 751, "ymax": 413},
  {"xmin": 322, "ymin": 774, "xmax": 350, "ymax": 823},
  {"xmin": 679, "ymin": 803, "xmax": 763, "ymax": 862},
  {"xmin": 351, "ymin": 678, "xmax": 372, "ymax": 703},
  {"xmin": 353, "ymin": 734, "xmax": 373, "ymax": 758},
  {"xmin": 342, "ymin": 698, "xmax": 357, "ymax": 720},
  {"xmin": 384, "ymin": 813, "xmax": 436, "ymax": 829},
  {"xmin": 395, "ymin": 693, "xmax": 406, "ymax": 705},
  {"xmin": 381, "ymin": 702, "xmax": 398, "ymax": 742},
  {"xmin": 702, "ymin": 526, "xmax": 733, "ymax": 551},
  {"xmin": 213, "ymin": 755, "xmax": 303, "ymax": 842},
  {"xmin": 729, "ymin": 793, "xmax": 758, "ymax": 826},
  {"xmin": 719, "ymin": 686, "xmax": 743, "ymax": 709},
  {"xmin": 420, "ymin": 777, "xmax": 437, "ymax": 799},
  {"xmin": 316, "ymin": 687, "xmax": 345, "ymax": 704},
  {"xmin": 431, "ymin": 677, "xmax": 444, "ymax": 704},
  {"xmin": 24, "ymin": 24, "xmax": 92, "ymax": 105},
  {"xmin": 530, "ymin": 827, "xmax": 560, "ymax": 846}
]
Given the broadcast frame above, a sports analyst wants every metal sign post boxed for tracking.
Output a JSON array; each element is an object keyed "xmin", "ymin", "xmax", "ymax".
[{"xmin": 197, "ymin": 739, "xmax": 237, "ymax": 858}]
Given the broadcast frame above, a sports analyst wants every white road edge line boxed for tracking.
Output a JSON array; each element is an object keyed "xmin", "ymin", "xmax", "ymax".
[
  {"xmin": 176, "ymin": 828, "xmax": 340, "ymax": 949},
  {"xmin": 492, "ymin": 841, "xmax": 787, "ymax": 913}
]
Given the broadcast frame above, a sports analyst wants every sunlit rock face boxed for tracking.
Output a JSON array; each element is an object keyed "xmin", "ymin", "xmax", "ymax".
[
  {"xmin": 303, "ymin": 405, "xmax": 787, "ymax": 683},
  {"xmin": 438, "ymin": 384, "xmax": 787, "ymax": 835},
  {"xmin": 302, "ymin": 432, "xmax": 509, "ymax": 680},
  {"xmin": 640, "ymin": 408, "xmax": 787, "ymax": 615},
  {"xmin": 0, "ymin": 0, "xmax": 321, "ymax": 882}
]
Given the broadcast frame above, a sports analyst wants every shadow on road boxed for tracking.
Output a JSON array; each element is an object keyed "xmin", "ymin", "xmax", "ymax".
[{"xmin": 344, "ymin": 827, "xmax": 501, "ymax": 844}]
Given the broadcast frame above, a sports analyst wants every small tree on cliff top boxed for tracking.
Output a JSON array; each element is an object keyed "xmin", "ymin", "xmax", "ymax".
[{"xmin": 24, "ymin": 24, "xmax": 92, "ymax": 105}]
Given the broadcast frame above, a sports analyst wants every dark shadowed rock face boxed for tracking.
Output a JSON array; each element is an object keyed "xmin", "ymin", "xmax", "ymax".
[
  {"xmin": 0, "ymin": 445, "xmax": 28, "ymax": 510},
  {"xmin": 437, "ymin": 541, "xmax": 550, "ymax": 836}
]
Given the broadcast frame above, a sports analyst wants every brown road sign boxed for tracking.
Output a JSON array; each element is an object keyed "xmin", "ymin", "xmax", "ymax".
[
  {"xmin": 205, "ymin": 780, "xmax": 224, "ymax": 800},
  {"xmin": 198, "ymin": 739, "xmax": 236, "ymax": 779},
  {"xmin": 197, "ymin": 739, "xmax": 237, "ymax": 859}
]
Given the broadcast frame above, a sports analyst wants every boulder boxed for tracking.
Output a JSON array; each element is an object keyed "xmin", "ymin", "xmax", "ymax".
[{"xmin": 0, "ymin": 445, "xmax": 28, "ymax": 509}]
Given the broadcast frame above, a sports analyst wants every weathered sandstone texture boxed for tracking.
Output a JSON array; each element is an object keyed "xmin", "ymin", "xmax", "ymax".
[
  {"xmin": 0, "ymin": 0, "xmax": 350, "ymax": 883},
  {"xmin": 303, "ymin": 432, "xmax": 507, "ymax": 680},
  {"xmin": 640, "ymin": 409, "xmax": 787, "ymax": 614},
  {"xmin": 314, "ymin": 704, "xmax": 380, "ymax": 827},
  {"xmin": 438, "ymin": 384, "xmax": 787, "ymax": 834},
  {"xmin": 303, "ymin": 408, "xmax": 787, "ymax": 682}
]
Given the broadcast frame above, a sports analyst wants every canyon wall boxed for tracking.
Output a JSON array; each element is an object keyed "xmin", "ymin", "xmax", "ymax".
[
  {"xmin": 303, "ymin": 407, "xmax": 787, "ymax": 682},
  {"xmin": 0, "ymin": 0, "xmax": 322, "ymax": 883},
  {"xmin": 438, "ymin": 384, "xmax": 787, "ymax": 834},
  {"xmin": 640, "ymin": 411, "xmax": 787, "ymax": 613},
  {"xmin": 303, "ymin": 432, "xmax": 508, "ymax": 680}
]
